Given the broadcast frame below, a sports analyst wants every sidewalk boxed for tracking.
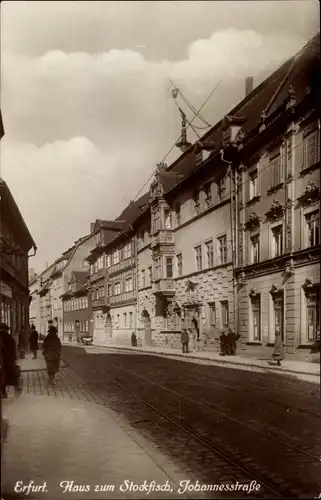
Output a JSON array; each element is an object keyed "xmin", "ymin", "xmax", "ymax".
[
  {"xmin": 1, "ymin": 395, "xmax": 189, "ymax": 499},
  {"xmin": 82, "ymin": 343, "xmax": 320, "ymax": 384},
  {"xmin": 17, "ymin": 353, "xmax": 65, "ymax": 372}
]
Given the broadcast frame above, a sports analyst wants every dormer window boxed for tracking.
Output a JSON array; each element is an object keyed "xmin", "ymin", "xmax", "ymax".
[{"xmin": 96, "ymin": 232, "xmax": 101, "ymax": 245}]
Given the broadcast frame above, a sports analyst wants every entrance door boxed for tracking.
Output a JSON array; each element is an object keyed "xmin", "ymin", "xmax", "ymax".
[
  {"xmin": 105, "ymin": 313, "xmax": 113, "ymax": 341},
  {"xmin": 142, "ymin": 310, "xmax": 151, "ymax": 346},
  {"xmin": 273, "ymin": 293, "xmax": 284, "ymax": 342}
]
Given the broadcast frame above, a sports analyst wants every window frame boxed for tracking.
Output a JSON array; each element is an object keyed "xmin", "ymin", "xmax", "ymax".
[{"xmin": 194, "ymin": 244, "xmax": 202, "ymax": 271}]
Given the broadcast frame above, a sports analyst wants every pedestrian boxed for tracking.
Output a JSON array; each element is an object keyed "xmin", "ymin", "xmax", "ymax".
[
  {"xmin": 272, "ymin": 331, "xmax": 284, "ymax": 366},
  {"xmin": 29, "ymin": 325, "xmax": 39, "ymax": 359},
  {"xmin": 42, "ymin": 326, "xmax": 62, "ymax": 385},
  {"xmin": 0, "ymin": 323, "xmax": 21, "ymax": 398},
  {"xmin": 219, "ymin": 331, "xmax": 228, "ymax": 356},
  {"xmin": 18, "ymin": 329, "xmax": 25, "ymax": 359},
  {"xmin": 181, "ymin": 329, "xmax": 189, "ymax": 353},
  {"xmin": 131, "ymin": 332, "xmax": 137, "ymax": 347},
  {"xmin": 226, "ymin": 329, "xmax": 241, "ymax": 356}
]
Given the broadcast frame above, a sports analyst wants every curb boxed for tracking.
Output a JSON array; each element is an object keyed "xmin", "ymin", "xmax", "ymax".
[{"xmin": 91, "ymin": 345, "xmax": 320, "ymax": 379}]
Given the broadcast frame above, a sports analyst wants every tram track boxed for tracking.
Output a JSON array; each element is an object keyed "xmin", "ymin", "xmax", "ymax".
[{"xmin": 62, "ymin": 348, "xmax": 321, "ymax": 498}]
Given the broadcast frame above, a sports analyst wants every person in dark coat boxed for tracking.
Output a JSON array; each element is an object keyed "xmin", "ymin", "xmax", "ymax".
[
  {"xmin": 181, "ymin": 329, "xmax": 189, "ymax": 353},
  {"xmin": 131, "ymin": 332, "xmax": 137, "ymax": 347},
  {"xmin": 0, "ymin": 323, "xmax": 20, "ymax": 398},
  {"xmin": 219, "ymin": 331, "xmax": 228, "ymax": 356},
  {"xmin": 29, "ymin": 325, "xmax": 39, "ymax": 359},
  {"xmin": 272, "ymin": 331, "xmax": 284, "ymax": 366},
  {"xmin": 226, "ymin": 330, "xmax": 241, "ymax": 356},
  {"xmin": 43, "ymin": 326, "xmax": 62, "ymax": 385}
]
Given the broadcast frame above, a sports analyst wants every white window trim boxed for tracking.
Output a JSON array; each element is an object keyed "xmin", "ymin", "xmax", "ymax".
[
  {"xmin": 249, "ymin": 232, "xmax": 260, "ymax": 265},
  {"xmin": 249, "ymin": 294, "xmax": 262, "ymax": 342},
  {"xmin": 205, "ymin": 238, "xmax": 214, "ymax": 268},
  {"xmin": 194, "ymin": 244, "xmax": 203, "ymax": 271},
  {"xmin": 301, "ymin": 202, "xmax": 319, "ymax": 250},
  {"xmin": 269, "ymin": 220, "xmax": 284, "ymax": 259}
]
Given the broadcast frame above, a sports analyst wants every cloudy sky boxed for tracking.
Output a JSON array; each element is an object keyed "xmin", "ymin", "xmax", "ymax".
[{"xmin": 1, "ymin": 1, "xmax": 319, "ymax": 271}]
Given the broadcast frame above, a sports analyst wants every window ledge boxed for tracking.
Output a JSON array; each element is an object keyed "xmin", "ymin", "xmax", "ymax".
[
  {"xmin": 247, "ymin": 195, "xmax": 261, "ymax": 206},
  {"xmin": 299, "ymin": 161, "xmax": 320, "ymax": 177},
  {"xmin": 267, "ymin": 182, "xmax": 284, "ymax": 196}
]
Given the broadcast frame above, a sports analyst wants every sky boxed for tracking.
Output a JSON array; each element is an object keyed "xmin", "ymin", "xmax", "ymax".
[{"xmin": 0, "ymin": 0, "xmax": 319, "ymax": 272}]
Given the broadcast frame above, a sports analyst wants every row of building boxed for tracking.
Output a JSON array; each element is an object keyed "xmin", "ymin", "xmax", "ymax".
[
  {"xmin": 29, "ymin": 34, "xmax": 320, "ymax": 361},
  {"xmin": 0, "ymin": 109, "xmax": 37, "ymax": 348}
]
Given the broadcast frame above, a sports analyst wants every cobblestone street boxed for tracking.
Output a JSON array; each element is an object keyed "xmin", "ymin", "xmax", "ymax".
[{"xmin": 2, "ymin": 348, "xmax": 321, "ymax": 500}]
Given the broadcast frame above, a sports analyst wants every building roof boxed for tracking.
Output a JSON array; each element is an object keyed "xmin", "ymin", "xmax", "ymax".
[
  {"xmin": 158, "ymin": 33, "xmax": 320, "ymax": 195},
  {"xmin": 0, "ymin": 179, "xmax": 36, "ymax": 251}
]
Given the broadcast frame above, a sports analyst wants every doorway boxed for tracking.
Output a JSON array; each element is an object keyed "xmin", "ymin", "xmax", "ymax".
[
  {"xmin": 273, "ymin": 292, "xmax": 284, "ymax": 342},
  {"xmin": 105, "ymin": 313, "xmax": 113, "ymax": 340}
]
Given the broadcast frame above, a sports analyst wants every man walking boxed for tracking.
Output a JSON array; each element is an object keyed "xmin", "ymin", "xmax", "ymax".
[
  {"xmin": 181, "ymin": 329, "xmax": 189, "ymax": 354},
  {"xmin": 29, "ymin": 325, "xmax": 39, "ymax": 359}
]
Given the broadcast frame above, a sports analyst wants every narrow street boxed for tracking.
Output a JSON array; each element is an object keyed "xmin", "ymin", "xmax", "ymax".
[
  {"xmin": 2, "ymin": 346, "xmax": 321, "ymax": 499},
  {"xmin": 61, "ymin": 347, "xmax": 321, "ymax": 498}
]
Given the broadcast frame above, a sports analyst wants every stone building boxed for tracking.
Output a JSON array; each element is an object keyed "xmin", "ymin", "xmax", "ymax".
[{"xmin": 231, "ymin": 33, "xmax": 320, "ymax": 361}]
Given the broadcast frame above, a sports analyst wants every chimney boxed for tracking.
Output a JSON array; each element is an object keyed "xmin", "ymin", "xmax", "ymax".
[{"xmin": 245, "ymin": 77, "xmax": 254, "ymax": 97}]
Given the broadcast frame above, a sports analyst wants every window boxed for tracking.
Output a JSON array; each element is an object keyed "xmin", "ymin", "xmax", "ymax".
[
  {"xmin": 116, "ymin": 314, "xmax": 120, "ymax": 328},
  {"xmin": 195, "ymin": 245, "xmax": 202, "ymax": 271},
  {"xmin": 218, "ymin": 235, "xmax": 227, "ymax": 264},
  {"xmin": 152, "ymin": 211, "xmax": 161, "ymax": 233},
  {"xmin": 124, "ymin": 243, "xmax": 131, "ymax": 260},
  {"xmin": 305, "ymin": 211, "xmax": 319, "ymax": 247},
  {"xmin": 129, "ymin": 312, "xmax": 133, "ymax": 328},
  {"xmin": 123, "ymin": 313, "xmax": 127, "ymax": 328},
  {"xmin": 303, "ymin": 129, "xmax": 319, "ymax": 170},
  {"xmin": 155, "ymin": 257, "xmax": 162, "ymax": 280},
  {"xmin": 114, "ymin": 282, "xmax": 121, "ymax": 295},
  {"xmin": 270, "ymin": 152, "xmax": 283, "ymax": 187},
  {"xmin": 203, "ymin": 182, "xmax": 212, "ymax": 208},
  {"xmin": 205, "ymin": 240, "xmax": 214, "ymax": 268},
  {"xmin": 193, "ymin": 191, "xmax": 200, "ymax": 214},
  {"xmin": 175, "ymin": 203, "xmax": 181, "ymax": 226},
  {"xmin": 217, "ymin": 177, "xmax": 225, "ymax": 199},
  {"xmin": 249, "ymin": 168, "xmax": 258, "ymax": 200},
  {"xmin": 164, "ymin": 209, "xmax": 172, "ymax": 229},
  {"xmin": 306, "ymin": 288, "xmax": 320, "ymax": 342},
  {"xmin": 176, "ymin": 253, "xmax": 183, "ymax": 277},
  {"xmin": 251, "ymin": 296, "xmax": 261, "ymax": 341},
  {"xmin": 166, "ymin": 257, "xmax": 173, "ymax": 278},
  {"xmin": 148, "ymin": 266, "xmax": 152, "ymax": 284},
  {"xmin": 250, "ymin": 234, "xmax": 260, "ymax": 264},
  {"xmin": 221, "ymin": 301, "xmax": 229, "ymax": 328},
  {"xmin": 125, "ymin": 277, "xmax": 133, "ymax": 292},
  {"xmin": 209, "ymin": 303, "xmax": 216, "ymax": 327},
  {"xmin": 141, "ymin": 269, "xmax": 146, "ymax": 288},
  {"xmin": 107, "ymin": 284, "xmax": 112, "ymax": 297},
  {"xmin": 113, "ymin": 249, "xmax": 120, "ymax": 265},
  {"xmin": 272, "ymin": 225, "xmax": 283, "ymax": 257},
  {"xmin": 105, "ymin": 254, "xmax": 111, "ymax": 267}
]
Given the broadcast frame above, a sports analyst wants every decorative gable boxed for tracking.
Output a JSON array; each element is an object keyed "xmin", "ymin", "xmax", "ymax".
[
  {"xmin": 265, "ymin": 200, "xmax": 285, "ymax": 221},
  {"xmin": 297, "ymin": 182, "xmax": 320, "ymax": 206}
]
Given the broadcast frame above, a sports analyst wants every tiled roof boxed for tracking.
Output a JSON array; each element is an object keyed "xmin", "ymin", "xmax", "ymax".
[
  {"xmin": 160, "ymin": 33, "xmax": 320, "ymax": 194},
  {"xmin": 116, "ymin": 192, "xmax": 150, "ymax": 226}
]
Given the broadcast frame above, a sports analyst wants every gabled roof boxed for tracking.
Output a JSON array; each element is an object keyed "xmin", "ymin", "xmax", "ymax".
[
  {"xmin": 93, "ymin": 219, "xmax": 125, "ymax": 232},
  {"xmin": 158, "ymin": 33, "xmax": 320, "ymax": 195}
]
